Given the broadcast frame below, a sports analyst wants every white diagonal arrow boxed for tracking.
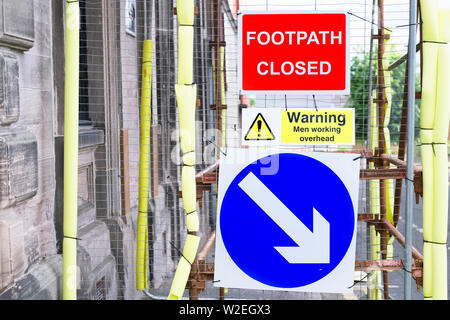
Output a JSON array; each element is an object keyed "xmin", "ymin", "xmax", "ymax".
[{"xmin": 238, "ymin": 172, "xmax": 330, "ymax": 264}]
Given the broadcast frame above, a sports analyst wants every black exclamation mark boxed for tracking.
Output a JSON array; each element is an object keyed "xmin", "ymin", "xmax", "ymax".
[{"xmin": 257, "ymin": 120, "xmax": 262, "ymax": 139}]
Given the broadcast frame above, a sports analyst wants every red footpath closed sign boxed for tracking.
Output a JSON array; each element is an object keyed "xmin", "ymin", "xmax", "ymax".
[{"xmin": 238, "ymin": 12, "xmax": 350, "ymax": 94}]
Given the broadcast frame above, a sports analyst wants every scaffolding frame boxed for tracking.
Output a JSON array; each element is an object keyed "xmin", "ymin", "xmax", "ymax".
[{"xmin": 186, "ymin": 0, "xmax": 426, "ymax": 300}]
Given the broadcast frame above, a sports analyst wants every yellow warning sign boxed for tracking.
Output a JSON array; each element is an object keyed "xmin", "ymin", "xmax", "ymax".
[
  {"xmin": 281, "ymin": 109, "xmax": 354, "ymax": 144},
  {"xmin": 244, "ymin": 113, "xmax": 275, "ymax": 141}
]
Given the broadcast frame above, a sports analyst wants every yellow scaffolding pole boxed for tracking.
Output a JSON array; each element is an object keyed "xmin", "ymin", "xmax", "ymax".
[
  {"xmin": 62, "ymin": 0, "xmax": 80, "ymax": 300},
  {"xmin": 430, "ymin": 8, "xmax": 449, "ymax": 300},
  {"xmin": 136, "ymin": 40, "xmax": 154, "ymax": 291},
  {"xmin": 382, "ymin": 29, "xmax": 395, "ymax": 260},
  {"xmin": 220, "ymin": 47, "xmax": 227, "ymax": 148},
  {"xmin": 420, "ymin": 0, "xmax": 449, "ymax": 300},
  {"xmin": 369, "ymin": 95, "xmax": 382, "ymax": 300},
  {"xmin": 168, "ymin": 0, "xmax": 200, "ymax": 300}
]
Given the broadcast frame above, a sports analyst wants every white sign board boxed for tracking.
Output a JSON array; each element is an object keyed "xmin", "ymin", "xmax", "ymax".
[{"xmin": 214, "ymin": 148, "xmax": 359, "ymax": 293}]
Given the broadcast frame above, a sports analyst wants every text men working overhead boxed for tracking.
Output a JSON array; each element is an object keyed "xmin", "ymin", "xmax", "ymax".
[{"xmin": 239, "ymin": 12, "xmax": 349, "ymax": 94}]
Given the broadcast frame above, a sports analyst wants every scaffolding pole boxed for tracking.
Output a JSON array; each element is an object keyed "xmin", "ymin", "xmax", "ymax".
[
  {"xmin": 62, "ymin": 0, "xmax": 80, "ymax": 301},
  {"xmin": 404, "ymin": 0, "xmax": 418, "ymax": 300}
]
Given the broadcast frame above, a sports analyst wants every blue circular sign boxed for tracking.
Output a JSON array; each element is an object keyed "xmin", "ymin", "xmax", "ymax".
[{"xmin": 220, "ymin": 153, "xmax": 355, "ymax": 288}]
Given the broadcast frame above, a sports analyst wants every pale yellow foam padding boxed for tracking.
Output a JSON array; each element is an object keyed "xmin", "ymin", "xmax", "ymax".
[
  {"xmin": 136, "ymin": 40, "xmax": 153, "ymax": 290},
  {"xmin": 63, "ymin": 0, "xmax": 80, "ymax": 301},
  {"xmin": 182, "ymin": 166, "xmax": 199, "ymax": 233},
  {"xmin": 62, "ymin": 238, "xmax": 77, "ymax": 300},
  {"xmin": 431, "ymin": 244, "xmax": 447, "ymax": 299},
  {"xmin": 429, "ymin": 9, "xmax": 450, "ymax": 300},
  {"xmin": 420, "ymin": 0, "xmax": 440, "ymax": 42},
  {"xmin": 423, "ymin": 242, "xmax": 433, "ymax": 299},
  {"xmin": 421, "ymin": 145, "xmax": 434, "ymax": 242},
  {"xmin": 438, "ymin": 9, "xmax": 450, "ymax": 42},
  {"xmin": 176, "ymin": 0, "xmax": 195, "ymax": 26},
  {"xmin": 433, "ymin": 33, "xmax": 450, "ymax": 143},
  {"xmin": 168, "ymin": 0, "xmax": 198, "ymax": 302},
  {"xmin": 432, "ymin": 145, "xmax": 448, "ymax": 244},
  {"xmin": 167, "ymin": 234, "xmax": 200, "ymax": 300},
  {"xmin": 178, "ymin": 26, "xmax": 194, "ymax": 85},
  {"xmin": 183, "ymin": 152, "xmax": 196, "ymax": 167},
  {"xmin": 419, "ymin": 1, "xmax": 439, "ymax": 300},
  {"xmin": 369, "ymin": 96, "xmax": 381, "ymax": 300},
  {"xmin": 167, "ymin": 258, "xmax": 191, "ymax": 300},
  {"xmin": 420, "ymin": 43, "xmax": 439, "ymax": 133},
  {"xmin": 175, "ymin": 84, "xmax": 197, "ymax": 156},
  {"xmin": 183, "ymin": 234, "xmax": 201, "ymax": 263}
]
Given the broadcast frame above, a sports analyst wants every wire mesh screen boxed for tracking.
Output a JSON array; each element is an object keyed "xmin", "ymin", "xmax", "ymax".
[{"xmin": 72, "ymin": 0, "xmax": 424, "ymax": 300}]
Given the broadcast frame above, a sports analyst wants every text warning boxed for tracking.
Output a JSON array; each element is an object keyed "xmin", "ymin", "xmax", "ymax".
[
  {"xmin": 242, "ymin": 108, "xmax": 355, "ymax": 146},
  {"xmin": 281, "ymin": 109, "xmax": 354, "ymax": 144}
]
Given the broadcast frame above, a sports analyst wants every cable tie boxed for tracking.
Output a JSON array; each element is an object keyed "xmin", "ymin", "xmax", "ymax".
[
  {"xmin": 423, "ymin": 240, "xmax": 447, "ymax": 245},
  {"xmin": 423, "ymin": 40, "xmax": 448, "ymax": 45},
  {"xmin": 354, "ymin": 147, "xmax": 368, "ymax": 161},
  {"xmin": 398, "ymin": 260, "xmax": 413, "ymax": 274},
  {"xmin": 312, "ymin": 95, "xmax": 318, "ymax": 112},
  {"xmin": 395, "ymin": 22, "xmax": 421, "ymax": 28},
  {"xmin": 403, "ymin": 268, "xmax": 412, "ymax": 274},
  {"xmin": 182, "ymin": 150, "xmax": 195, "ymax": 156},
  {"xmin": 428, "ymin": 142, "xmax": 445, "ymax": 157},
  {"xmin": 64, "ymin": 235, "xmax": 82, "ymax": 241},
  {"xmin": 416, "ymin": 142, "xmax": 446, "ymax": 156},
  {"xmin": 348, "ymin": 273, "xmax": 369, "ymax": 289},
  {"xmin": 168, "ymin": 240, "xmax": 192, "ymax": 265},
  {"xmin": 405, "ymin": 177, "xmax": 415, "ymax": 183}
]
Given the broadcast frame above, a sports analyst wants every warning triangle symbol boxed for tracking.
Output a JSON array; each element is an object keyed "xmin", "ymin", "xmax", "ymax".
[{"xmin": 244, "ymin": 113, "xmax": 275, "ymax": 141}]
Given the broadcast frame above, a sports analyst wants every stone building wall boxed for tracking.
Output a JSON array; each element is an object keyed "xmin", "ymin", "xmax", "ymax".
[
  {"xmin": 0, "ymin": 0, "xmax": 59, "ymax": 298},
  {"xmin": 0, "ymin": 0, "xmax": 237, "ymax": 300}
]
